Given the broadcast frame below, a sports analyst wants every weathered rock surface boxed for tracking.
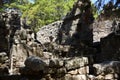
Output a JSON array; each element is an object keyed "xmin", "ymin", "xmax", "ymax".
[
  {"xmin": 93, "ymin": 61, "xmax": 120, "ymax": 75},
  {"xmin": 49, "ymin": 58, "xmax": 64, "ymax": 68},
  {"xmin": 43, "ymin": 52, "xmax": 54, "ymax": 59},
  {"xmin": 0, "ymin": 9, "xmax": 45, "ymax": 74},
  {"xmin": 93, "ymin": 20, "xmax": 113, "ymax": 42},
  {"xmin": 37, "ymin": 21, "xmax": 62, "ymax": 44},
  {"xmin": 65, "ymin": 57, "xmax": 88, "ymax": 70},
  {"xmin": 100, "ymin": 32, "xmax": 120, "ymax": 61},
  {"xmin": 0, "ymin": 52, "xmax": 8, "ymax": 63},
  {"xmin": 0, "ymin": 52, "xmax": 9, "ymax": 75},
  {"xmin": 20, "ymin": 56, "xmax": 89, "ymax": 79},
  {"xmin": 36, "ymin": 0, "xmax": 94, "ymax": 57},
  {"xmin": 25, "ymin": 56, "xmax": 47, "ymax": 71}
]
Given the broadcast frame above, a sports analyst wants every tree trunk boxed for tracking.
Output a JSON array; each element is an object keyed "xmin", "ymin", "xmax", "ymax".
[{"xmin": 0, "ymin": 0, "xmax": 3, "ymax": 7}]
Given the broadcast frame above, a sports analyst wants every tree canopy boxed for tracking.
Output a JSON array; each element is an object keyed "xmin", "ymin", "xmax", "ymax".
[
  {"xmin": 0, "ymin": 0, "xmax": 77, "ymax": 31},
  {"xmin": 0, "ymin": 0, "xmax": 120, "ymax": 31}
]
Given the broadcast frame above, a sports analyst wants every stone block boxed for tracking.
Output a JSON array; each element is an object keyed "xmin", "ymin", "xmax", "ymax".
[
  {"xmin": 65, "ymin": 57, "xmax": 88, "ymax": 70},
  {"xmin": 105, "ymin": 74, "xmax": 114, "ymax": 79},
  {"xmin": 77, "ymin": 66, "xmax": 89, "ymax": 74},
  {"xmin": 93, "ymin": 61, "xmax": 120, "ymax": 75}
]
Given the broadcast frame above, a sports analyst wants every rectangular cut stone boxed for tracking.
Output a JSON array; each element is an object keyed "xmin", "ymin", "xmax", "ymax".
[
  {"xmin": 65, "ymin": 57, "xmax": 88, "ymax": 70},
  {"xmin": 105, "ymin": 74, "xmax": 114, "ymax": 80},
  {"xmin": 77, "ymin": 66, "xmax": 89, "ymax": 74}
]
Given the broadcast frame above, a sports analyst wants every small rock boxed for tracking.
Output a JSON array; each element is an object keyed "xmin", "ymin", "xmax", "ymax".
[
  {"xmin": 0, "ymin": 52, "xmax": 8, "ymax": 63},
  {"xmin": 43, "ymin": 52, "xmax": 53, "ymax": 59},
  {"xmin": 88, "ymin": 75, "xmax": 96, "ymax": 80},
  {"xmin": 105, "ymin": 74, "xmax": 114, "ymax": 79},
  {"xmin": 96, "ymin": 75, "xmax": 104, "ymax": 80},
  {"xmin": 49, "ymin": 58, "xmax": 64, "ymax": 68},
  {"xmin": 68, "ymin": 69, "xmax": 78, "ymax": 75},
  {"xmin": 63, "ymin": 74, "xmax": 72, "ymax": 80}
]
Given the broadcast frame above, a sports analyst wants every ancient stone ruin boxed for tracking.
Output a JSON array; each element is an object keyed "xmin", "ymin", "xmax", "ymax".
[{"xmin": 0, "ymin": 0, "xmax": 120, "ymax": 80}]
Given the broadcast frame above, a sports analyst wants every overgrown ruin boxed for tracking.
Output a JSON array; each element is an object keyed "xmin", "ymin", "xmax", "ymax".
[{"xmin": 0, "ymin": 0, "xmax": 120, "ymax": 80}]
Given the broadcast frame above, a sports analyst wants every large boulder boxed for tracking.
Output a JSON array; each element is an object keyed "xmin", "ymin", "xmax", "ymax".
[
  {"xmin": 24, "ymin": 56, "xmax": 47, "ymax": 71},
  {"xmin": 93, "ymin": 61, "xmax": 120, "ymax": 75}
]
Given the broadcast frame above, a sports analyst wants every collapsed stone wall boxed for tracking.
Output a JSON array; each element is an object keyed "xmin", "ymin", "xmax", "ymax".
[
  {"xmin": 18, "ymin": 56, "xmax": 120, "ymax": 80},
  {"xmin": 37, "ymin": 0, "xmax": 94, "ymax": 57},
  {"xmin": 0, "ymin": 9, "xmax": 44, "ymax": 74},
  {"xmin": 31, "ymin": 0, "xmax": 120, "ymax": 79},
  {"xmin": 20, "ymin": 56, "xmax": 89, "ymax": 80},
  {"xmin": 36, "ymin": 0, "xmax": 120, "ymax": 79},
  {"xmin": 93, "ymin": 20, "xmax": 113, "ymax": 42}
]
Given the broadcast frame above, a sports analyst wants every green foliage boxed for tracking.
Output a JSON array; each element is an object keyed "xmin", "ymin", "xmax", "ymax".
[
  {"xmin": 23, "ymin": 0, "xmax": 77, "ymax": 32},
  {"xmin": 0, "ymin": 0, "xmax": 77, "ymax": 32},
  {"xmin": 91, "ymin": 3, "xmax": 99, "ymax": 19}
]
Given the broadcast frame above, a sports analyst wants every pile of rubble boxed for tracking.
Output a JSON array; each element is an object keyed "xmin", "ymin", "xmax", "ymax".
[
  {"xmin": 20, "ymin": 56, "xmax": 89, "ymax": 80},
  {"xmin": 0, "ymin": 9, "xmax": 44, "ymax": 75},
  {"xmin": 19, "ymin": 56, "xmax": 120, "ymax": 80}
]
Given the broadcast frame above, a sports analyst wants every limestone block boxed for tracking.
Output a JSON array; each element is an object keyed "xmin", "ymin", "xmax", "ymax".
[
  {"xmin": 105, "ymin": 74, "xmax": 114, "ymax": 80},
  {"xmin": 93, "ymin": 61, "xmax": 120, "ymax": 75},
  {"xmin": 96, "ymin": 75, "xmax": 104, "ymax": 80},
  {"xmin": 65, "ymin": 57, "xmax": 88, "ymax": 70},
  {"xmin": 114, "ymin": 73, "xmax": 119, "ymax": 79},
  {"xmin": 77, "ymin": 66, "xmax": 89, "ymax": 74}
]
